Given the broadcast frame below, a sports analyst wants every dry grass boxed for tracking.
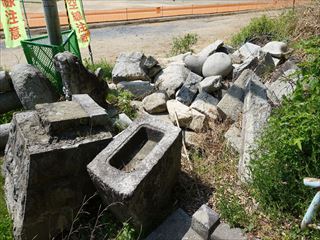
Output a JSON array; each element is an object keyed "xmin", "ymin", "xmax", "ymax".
[{"xmin": 292, "ymin": 0, "xmax": 320, "ymax": 41}]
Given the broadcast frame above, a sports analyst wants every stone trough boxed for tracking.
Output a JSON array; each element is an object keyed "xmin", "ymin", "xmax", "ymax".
[{"xmin": 87, "ymin": 116, "xmax": 182, "ymax": 232}]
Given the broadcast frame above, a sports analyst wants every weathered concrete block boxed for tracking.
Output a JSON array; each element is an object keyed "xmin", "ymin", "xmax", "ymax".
[
  {"xmin": 224, "ymin": 124, "xmax": 242, "ymax": 153},
  {"xmin": 87, "ymin": 116, "xmax": 182, "ymax": 231},
  {"xmin": 211, "ymin": 223, "xmax": 246, "ymax": 240},
  {"xmin": 191, "ymin": 204, "xmax": 220, "ymax": 239},
  {"xmin": 239, "ymin": 77, "xmax": 271, "ymax": 181},
  {"xmin": 145, "ymin": 209, "xmax": 191, "ymax": 240},
  {"xmin": 0, "ymin": 123, "xmax": 11, "ymax": 151},
  {"xmin": 217, "ymin": 70, "xmax": 260, "ymax": 122},
  {"xmin": 72, "ymin": 94, "xmax": 109, "ymax": 126},
  {"xmin": 3, "ymin": 99, "xmax": 113, "ymax": 240}
]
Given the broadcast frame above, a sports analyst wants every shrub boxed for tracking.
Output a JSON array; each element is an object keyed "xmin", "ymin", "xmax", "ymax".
[
  {"xmin": 84, "ymin": 58, "xmax": 113, "ymax": 81},
  {"xmin": 250, "ymin": 37, "xmax": 320, "ymax": 216},
  {"xmin": 170, "ymin": 33, "xmax": 198, "ymax": 56},
  {"xmin": 230, "ymin": 11, "xmax": 297, "ymax": 47}
]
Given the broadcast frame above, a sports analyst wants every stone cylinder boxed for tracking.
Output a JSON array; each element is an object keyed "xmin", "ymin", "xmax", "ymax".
[
  {"xmin": 0, "ymin": 123, "xmax": 11, "ymax": 151},
  {"xmin": 0, "ymin": 71, "xmax": 13, "ymax": 93},
  {"xmin": 0, "ymin": 92, "xmax": 22, "ymax": 114}
]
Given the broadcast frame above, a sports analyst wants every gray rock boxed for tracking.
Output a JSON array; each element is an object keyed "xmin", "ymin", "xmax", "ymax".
[
  {"xmin": 191, "ymin": 204, "xmax": 220, "ymax": 239},
  {"xmin": 211, "ymin": 223, "xmax": 246, "ymax": 240},
  {"xmin": 202, "ymin": 53, "xmax": 233, "ymax": 78},
  {"xmin": 0, "ymin": 123, "xmax": 10, "ymax": 151},
  {"xmin": 198, "ymin": 40, "xmax": 224, "ymax": 59},
  {"xmin": 239, "ymin": 77, "xmax": 271, "ymax": 181},
  {"xmin": 130, "ymin": 100, "xmax": 143, "ymax": 111},
  {"xmin": 167, "ymin": 99, "xmax": 206, "ymax": 131},
  {"xmin": 224, "ymin": 124, "xmax": 242, "ymax": 153},
  {"xmin": 191, "ymin": 92, "xmax": 220, "ymax": 120},
  {"xmin": 184, "ymin": 131, "xmax": 201, "ymax": 148},
  {"xmin": 117, "ymin": 113, "xmax": 132, "ymax": 129},
  {"xmin": 155, "ymin": 63, "xmax": 190, "ymax": 98},
  {"xmin": 148, "ymin": 65, "xmax": 162, "ymax": 80},
  {"xmin": 11, "ymin": 64, "xmax": 59, "ymax": 110},
  {"xmin": 0, "ymin": 71, "xmax": 13, "ymax": 93},
  {"xmin": 143, "ymin": 55, "xmax": 159, "ymax": 69},
  {"xmin": 184, "ymin": 40, "xmax": 224, "ymax": 75},
  {"xmin": 176, "ymin": 72, "xmax": 203, "ymax": 106},
  {"xmin": 0, "ymin": 92, "xmax": 22, "ymax": 114},
  {"xmin": 262, "ymin": 41, "xmax": 288, "ymax": 58},
  {"xmin": 159, "ymin": 52, "xmax": 191, "ymax": 67},
  {"xmin": 217, "ymin": 70, "xmax": 259, "ymax": 121},
  {"xmin": 233, "ymin": 57, "xmax": 259, "ymax": 80},
  {"xmin": 142, "ymin": 92, "xmax": 168, "ymax": 114},
  {"xmin": 199, "ymin": 76, "xmax": 222, "ymax": 94},
  {"xmin": 87, "ymin": 116, "xmax": 182, "ymax": 231},
  {"xmin": 184, "ymin": 55, "xmax": 204, "ymax": 75},
  {"xmin": 117, "ymin": 80, "xmax": 154, "ymax": 99},
  {"xmin": 145, "ymin": 209, "xmax": 191, "ymax": 240},
  {"xmin": 272, "ymin": 57, "xmax": 281, "ymax": 67},
  {"xmin": 112, "ymin": 52, "xmax": 149, "ymax": 83},
  {"xmin": 254, "ymin": 51, "xmax": 275, "ymax": 77},
  {"xmin": 235, "ymin": 42, "xmax": 261, "ymax": 60},
  {"xmin": 54, "ymin": 52, "xmax": 109, "ymax": 108},
  {"xmin": 266, "ymin": 66, "xmax": 299, "ymax": 104},
  {"xmin": 4, "ymin": 102, "xmax": 112, "ymax": 240}
]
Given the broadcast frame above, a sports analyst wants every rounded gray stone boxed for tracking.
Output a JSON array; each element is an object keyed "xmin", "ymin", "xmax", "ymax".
[
  {"xmin": 262, "ymin": 41, "xmax": 288, "ymax": 58},
  {"xmin": 202, "ymin": 53, "xmax": 233, "ymax": 78},
  {"xmin": 11, "ymin": 64, "xmax": 59, "ymax": 110}
]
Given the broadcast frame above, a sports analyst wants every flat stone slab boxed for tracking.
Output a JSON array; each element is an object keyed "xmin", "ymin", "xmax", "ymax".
[
  {"xmin": 88, "ymin": 116, "xmax": 182, "ymax": 231},
  {"xmin": 72, "ymin": 94, "xmax": 109, "ymax": 126},
  {"xmin": 36, "ymin": 101, "xmax": 89, "ymax": 135}
]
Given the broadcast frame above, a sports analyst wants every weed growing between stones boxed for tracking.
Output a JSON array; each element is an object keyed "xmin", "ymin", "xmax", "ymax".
[
  {"xmin": 55, "ymin": 193, "xmax": 138, "ymax": 240},
  {"xmin": 170, "ymin": 33, "xmax": 199, "ymax": 56},
  {"xmin": 84, "ymin": 58, "xmax": 114, "ymax": 82},
  {"xmin": 106, "ymin": 89, "xmax": 137, "ymax": 120},
  {"xmin": 0, "ymin": 111, "xmax": 15, "ymax": 125}
]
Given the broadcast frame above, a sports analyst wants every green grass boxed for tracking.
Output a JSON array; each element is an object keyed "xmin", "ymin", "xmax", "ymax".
[
  {"xmin": 230, "ymin": 11, "xmax": 297, "ymax": 47},
  {"xmin": 84, "ymin": 58, "xmax": 114, "ymax": 81},
  {"xmin": 0, "ymin": 110, "xmax": 18, "ymax": 125},
  {"xmin": 170, "ymin": 33, "xmax": 199, "ymax": 56},
  {"xmin": 250, "ymin": 36, "xmax": 320, "ymax": 217}
]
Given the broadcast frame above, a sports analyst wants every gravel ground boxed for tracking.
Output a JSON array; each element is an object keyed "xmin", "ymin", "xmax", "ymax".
[{"xmin": 0, "ymin": 10, "xmax": 280, "ymax": 68}]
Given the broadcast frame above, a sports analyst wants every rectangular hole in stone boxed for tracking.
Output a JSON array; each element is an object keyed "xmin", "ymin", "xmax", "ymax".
[{"xmin": 109, "ymin": 126, "xmax": 164, "ymax": 173}]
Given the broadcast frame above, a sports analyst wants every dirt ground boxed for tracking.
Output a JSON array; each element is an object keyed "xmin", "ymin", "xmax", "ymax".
[{"xmin": 0, "ymin": 10, "xmax": 280, "ymax": 69}]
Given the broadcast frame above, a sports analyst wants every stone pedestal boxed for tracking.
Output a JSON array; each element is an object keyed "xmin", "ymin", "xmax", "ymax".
[
  {"xmin": 3, "ymin": 95, "xmax": 112, "ymax": 240},
  {"xmin": 87, "ymin": 116, "xmax": 182, "ymax": 232}
]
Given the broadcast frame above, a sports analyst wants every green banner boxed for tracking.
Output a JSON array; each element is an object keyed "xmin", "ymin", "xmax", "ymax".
[
  {"xmin": 65, "ymin": 0, "xmax": 90, "ymax": 48},
  {"xmin": 0, "ymin": 0, "xmax": 27, "ymax": 48}
]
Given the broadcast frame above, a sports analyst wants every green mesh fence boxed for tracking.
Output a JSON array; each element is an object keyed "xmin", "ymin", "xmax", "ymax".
[{"xmin": 21, "ymin": 30, "xmax": 81, "ymax": 92}]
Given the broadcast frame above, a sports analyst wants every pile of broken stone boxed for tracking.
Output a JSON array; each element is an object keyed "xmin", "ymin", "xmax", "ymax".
[
  {"xmin": 110, "ymin": 40, "xmax": 299, "ymax": 181},
  {"xmin": 0, "ymin": 39, "xmax": 299, "ymax": 240}
]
